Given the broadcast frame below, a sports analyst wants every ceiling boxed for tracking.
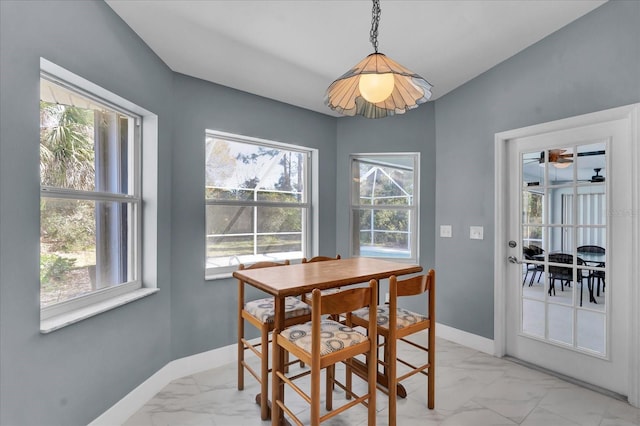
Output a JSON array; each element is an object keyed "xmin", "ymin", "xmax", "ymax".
[{"xmin": 105, "ymin": 0, "xmax": 606, "ymax": 117}]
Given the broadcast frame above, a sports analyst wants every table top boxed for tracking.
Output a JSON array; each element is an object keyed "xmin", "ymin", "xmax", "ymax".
[
  {"xmin": 577, "ymin": 252, "xmax": 606, "ymax": 265},
  {"xmin": 533, "ymin": 252, "xmax": 605, "ymax": 265},
  {"xmin": 232, "ymin": 257, "xmax": 423, "ymax": 297}
]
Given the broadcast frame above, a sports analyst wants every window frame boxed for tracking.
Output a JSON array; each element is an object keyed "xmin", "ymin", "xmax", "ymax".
[
  {"xmin": 349, "ymin": 153, "xmax": 420, "ymax": 264},
  {"xmin": 204, "ymin": 130, "xmax": 317, "ymax": 279},
  {"xmin": 39, "ymin": 58, "xmax": 157, "ymax": 332}
]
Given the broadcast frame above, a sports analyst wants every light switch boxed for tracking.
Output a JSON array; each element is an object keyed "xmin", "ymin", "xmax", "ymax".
[
  {"xmin": 440, "ymin": 225, "xmax": 452, "ymax": 238},
  {"xmin": 470, "ymin": 226, "xmax": 484, "ymax": 240}
]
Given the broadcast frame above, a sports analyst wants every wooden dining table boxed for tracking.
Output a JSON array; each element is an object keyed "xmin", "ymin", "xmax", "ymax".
[{"xmin": 233, "ymin": 256, "xmax": 423, "ymax": 425}]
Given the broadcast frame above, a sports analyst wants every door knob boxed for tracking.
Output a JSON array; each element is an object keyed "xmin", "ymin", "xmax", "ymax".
[{"xmin": 508, "ymin": 256, "xmax": 522, "ymax": 264}]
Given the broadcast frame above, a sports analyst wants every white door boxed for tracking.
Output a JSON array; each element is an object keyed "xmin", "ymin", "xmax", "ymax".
[{"xmin": 504, "ymin": 117, "xmax": 633, "ymax": 395}]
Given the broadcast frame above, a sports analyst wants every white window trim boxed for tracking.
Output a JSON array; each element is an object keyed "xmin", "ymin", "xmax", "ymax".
[
  {"xmin": 349, "ymin": 152, "xmax": 420, "ymax": 264},
  {"xmin": 39, "ymin": 58, "xmax": 158, "ymax": 332},
  {"xmin": 204, "ymin": 130, "xmax": 318, "ymax": 280}
]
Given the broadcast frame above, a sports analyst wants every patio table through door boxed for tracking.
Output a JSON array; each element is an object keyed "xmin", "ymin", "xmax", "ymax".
[{"xmin": 233, "ymin": 257, "xmax": 423, "ymax": 425}]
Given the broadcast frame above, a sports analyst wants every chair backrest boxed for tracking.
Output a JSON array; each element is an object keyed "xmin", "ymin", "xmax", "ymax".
[
  {"xmin": 237, "ymin": 261, "xmax": 290, "ymax": 305},
  {"xmin": 238, "ymin": 260, "xmax": 290, "ymax": 272},
  {"xmin": 522, "ymin": 247, "xmax": 536, "ymax": 260},
  {"xmin": 311, "ymin": 283, "xmax": 375, "ymax": 317},
  {"xmin": 302, "ymin": 254, "xmax": 341, "ymax": 263},
  {"xmin": 547, "ymin": 253, "xmax": 586, "ymax": 279},
  {"xmin": 577, "ymin": 245, "xmax": 605, "ymax": 254},
  {"xmin": 528, "ymin": 245, "xmax": 544, "ymax": 255},
  {"xmin": 389, "ymin": 269, "xmax": 435, "ymax": 315},
  {"xmin": 548, "ymin": 253, "xmax": 572, "ymax": 265}
]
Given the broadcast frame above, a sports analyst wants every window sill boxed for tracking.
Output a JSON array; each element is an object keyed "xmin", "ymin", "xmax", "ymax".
[
  {"xmin": 205, "ymin": 272, "xmax": 233, "ymax": 281},
  {"xmin": 40, "ymin": 288, "xmax": 159, "ymax": 334}
]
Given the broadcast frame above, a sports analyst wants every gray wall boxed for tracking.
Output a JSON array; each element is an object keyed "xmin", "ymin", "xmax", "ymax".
[
  {"xmin": 170, "ymin": 73, "xmax": 337, "ymax": 359},
  {"xmin": 1, "ymin": 0, "xmax": 638, "ymax": 425},
  {"xmin": 335, "ymin": 103, "xmax": 437, "ymax": 312},
  {"xmin": 0, "ymin": 1, "xmax": 174, "ymax": 425},
  {"xmin": 434, "ymin": 0, "xmax": 640, "ymax": 338},
  {"xmin": 0, "ymin": 1, "xmax": 337, "ymax": 423}
]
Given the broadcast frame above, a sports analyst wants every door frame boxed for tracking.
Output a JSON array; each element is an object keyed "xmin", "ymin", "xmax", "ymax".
[{"xmin": 493, "ymin": 103, "xmax": 640, "ymax": 407}]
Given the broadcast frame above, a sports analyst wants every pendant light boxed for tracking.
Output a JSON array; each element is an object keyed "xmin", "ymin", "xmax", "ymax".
[{"xmin": 324, "ymin": 0, "xmax": 432, "ymax": 118}]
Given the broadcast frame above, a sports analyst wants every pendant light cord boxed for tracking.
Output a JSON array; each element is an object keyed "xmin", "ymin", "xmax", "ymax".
[{"xmin": 369, "ymin": 0, "xmax": 381, "ymax": 53}]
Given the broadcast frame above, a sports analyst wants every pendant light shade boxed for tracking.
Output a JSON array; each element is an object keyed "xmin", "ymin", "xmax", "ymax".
[
  {"xmin": 325, "ymin": 53, "xmax": 432, "ymax": 118},
  {"xmin": 324, "ymin": 0, "xmax": 432, "ymax": 119}
]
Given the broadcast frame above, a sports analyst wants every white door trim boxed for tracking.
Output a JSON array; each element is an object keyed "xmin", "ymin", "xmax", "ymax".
[{"xmin": 494, "ymin": 103, "xmax": 640, "ymax": 407}]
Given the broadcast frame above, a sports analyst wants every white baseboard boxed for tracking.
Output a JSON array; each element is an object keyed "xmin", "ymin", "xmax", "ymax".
[
  {"xmin": 91, "ymin": 325, "xmax": 493, "ymax": 425},
  {"xmin": 89, "ymin": 343, "xmax": 236, "ymax": 426},
  {"xmin": 436, "ymin": 322, "xmax": 495, "ymax": 355}
]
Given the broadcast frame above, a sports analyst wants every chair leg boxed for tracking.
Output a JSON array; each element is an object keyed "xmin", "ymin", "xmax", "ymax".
[
  {"xmin": 367, "ymin": 339, "xmax": 377, "ymax": 426},
  {"xmin": 260, "ymin": 323, "xmax": 269, "ymax": 420},
  {"xmin": 311, "ymin": 361, "xmax": 321, "ymax": 426},
  {"xmin": 579, "ymin": 281, "xmax": 583, "ymax": 307},
  {"xmin": 589, "ymin": 278, "xmax": 597, "ymax": 304},
  {"xmin": 345, "ymin": 358, "xmax": 352, "ymax": 400},
  {"xmin": 388, "ymin": 336, "xmax": 397, "ymax": 426},
  {"xmin": 427, "ymin": 327, "xmax": 435, "ymax": 409},
  {"xmin": 597, "ymin": 277, "xmax": 605, "ymax": 296},
  {"xmin": 238, "ymin": 316, "xmax": 244, "ymax": 391},
  {"xmin": 326, "ymin": 364, "xmax": 334, "ymax": 411}
]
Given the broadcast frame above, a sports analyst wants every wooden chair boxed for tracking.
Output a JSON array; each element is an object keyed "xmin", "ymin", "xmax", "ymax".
[
  {"xmin": 272, "ymin": 282, "xmax": 378, "ymax": 426},
  {"xmin": 237, "ymin": 260, "xmax": 312, "ymax": 420},
  {"xmin": 349, "ymin": 270, "xmax": 436, "ymax": 426}
]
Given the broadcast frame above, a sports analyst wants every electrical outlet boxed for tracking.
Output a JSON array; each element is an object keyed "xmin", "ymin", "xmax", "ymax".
[
  {"xmin": 440, "ymin": 225, "xmax": 452, "ymax": 238},
  {"xmin": 385, "ymin": 292, "xmax": 390, "ymax": 303},
  {"xmin": 470, "ymin": 226, "xmax": 484, "ymax": 240}
]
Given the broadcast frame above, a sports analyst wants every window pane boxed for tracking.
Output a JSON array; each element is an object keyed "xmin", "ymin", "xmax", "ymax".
[
  {"xmin": 205, "ymin": 137, "xmax": 305, "ymax": 202},
  {"xmin": 204, "ymin": 134, "xmax": 311, "ymax": 271},
  {"xmin": 547, "ymin": 147, "xmax": 574, "ymax": 186},
  {"xmin": 522, "ymin": 299, "xmax": 545, "ymax": 337},
  {"xmin": 206, "ymin": 234, "xmax": 255, "ymax": 268},
  {"xmin": 351, "ymin": 154, "xmax": 417, "ymax": 261},
  {"xmin": 353, "ymin": 208, "xmax": 411, "ymax": 258},
  {"xmin": 257, "ymin": 234, "xmax": 301, "ymax": 255},
  {"xmin": 548, "ymin": 304, "xmax": 573, "ymax": 345},
  {"xmin": 40, "ymin": 198, "xmax": 134, "ymax": 307},
  {"xmin": 522, "ymin": 151, "xmax": 544, "ymax": 187},
  {"xmin": 257, "ymin": 206, "xmax": 302, "ymax": 233},
  {"xmin": 522, "ymin": 190, "xmax": 543, "ymax": 225},
  {"xmin": 352, "ymin": 159, "xmax": 414, "ymax": 206},
  {"xmin": 577, "ymin": 310, "xmax": 605, "ymax": 354},
  {"xmin": 40, "ymin": 81, "xmax": 134, "ymax": 195},
  {"xmin": 576, "ymin": 142, "xmax": 606, "ymax": 185},
  {"xmin": 522, "ymin": 225, "xmax": 543, "ymax": 249},
  {"xmin": 206, "ymin": 205, "xmax": 253, "ymax": 235},
  {"xmin": 40, "ymin": 103, "xmax": 96, "ymax": 191},
  {"xmin": 577, "ymin": 185, "xmax": 606, "ymax": 225}
]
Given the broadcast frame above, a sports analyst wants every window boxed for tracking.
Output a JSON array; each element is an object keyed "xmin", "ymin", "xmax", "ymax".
[
  {"xmin": 39, "ymin": 61, "xmax": 154, "ymax": 328},
  {"xmin": 350, "ymin": 153, "xmax": 419, "ymax": 262},
  {"xmin": 205, "ymin": 131, "xmax": 314, "ymax": 277}
]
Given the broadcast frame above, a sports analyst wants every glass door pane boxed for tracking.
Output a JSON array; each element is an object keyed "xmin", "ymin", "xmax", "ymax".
[{"xmin": 520, "ymin": 141, "xmax": 607, "ymax": 356}]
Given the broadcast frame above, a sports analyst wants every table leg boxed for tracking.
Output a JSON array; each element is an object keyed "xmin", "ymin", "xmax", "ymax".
[{"xmin": 349, "ymin": 357, "xmax": 408, "ymax": 398}]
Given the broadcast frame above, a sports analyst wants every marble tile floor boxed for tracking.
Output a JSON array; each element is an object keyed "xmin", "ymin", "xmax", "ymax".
[{"xmin": 124, "ymin": 338, "xmax": 639, "ymax": 426}]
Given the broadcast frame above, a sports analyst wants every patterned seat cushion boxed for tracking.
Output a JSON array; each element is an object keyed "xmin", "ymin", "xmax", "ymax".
[
  {"xmin": 244, "ymin": 296, "xmax": 311, "ymax": 323},
  {"xmin": 352, "ymin": 305, "xmax": 427, "ymax": 329},
  {"xmin": 281, "ymin": 320, "xmax": 367, "ymax": 355}
]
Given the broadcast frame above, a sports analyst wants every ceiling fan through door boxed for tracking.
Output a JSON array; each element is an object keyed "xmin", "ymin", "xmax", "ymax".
[{"xmin": 535, "ymin": 149, "xmax": 605, "ymax": 167}]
